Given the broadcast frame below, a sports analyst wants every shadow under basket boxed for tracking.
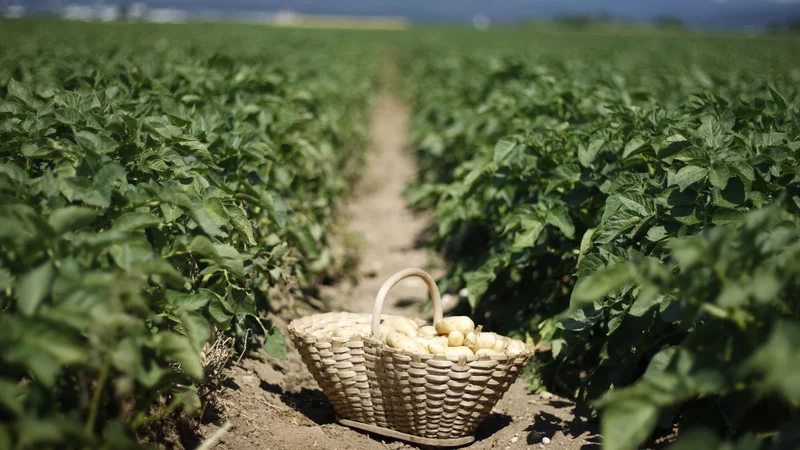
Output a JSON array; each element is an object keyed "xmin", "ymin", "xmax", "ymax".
[{"xmin": 288, "ymin": 268, "xmax": 534, "ymax": 447}]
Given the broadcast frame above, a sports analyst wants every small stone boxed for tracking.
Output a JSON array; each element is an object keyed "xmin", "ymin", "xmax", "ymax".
[
  {"xmin": 363, "ymin": 261, "xmax": 382, "ymax": 278},
  {"xmin": 528, "ymin": 433, "xmax": 542, "ymax": 444},
  {"xmin": 510, "ymin": 436, "xmax": 519, "ymax": 443},
  {"xmin": 540, "ymin": 391, "xmax": 554, "ymax": 400},
  {"xmin": 459, "ymin": 287, "xmax": 469, "ymax": 298},
  {"xmin": 542, "ymin": 437, "xmax": 551, "ymax": 445}
]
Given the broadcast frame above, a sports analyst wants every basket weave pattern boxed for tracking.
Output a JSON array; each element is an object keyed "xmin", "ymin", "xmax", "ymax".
[{"xmin": 288, "ymin": 269, "xmax": 533, "ymax": 442}]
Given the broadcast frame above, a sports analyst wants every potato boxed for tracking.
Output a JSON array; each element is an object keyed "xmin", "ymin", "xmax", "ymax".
[
  {"xmin": 444, "ymin": 346, "xmax": 474, "ymax": 357},
  {"xmin": 448, "ymin": 330, "xmax": 465, "ymax": 347},
  {"xmin": 428, "ymin": 342, "xmax": 447, "ymax": 354},
  {"xmin": 378, "ymin": 324, "xmax": 395, "ymax": 341},
  {"xmin": 382, "ymin": 317, "xmax": 419, "ymax": 337},
  {"xmin": 476, "ymin": 348, "xmax": 503, "ymax": 356},
  {"xmin": 476, "ymin": 332, "xmax": 497, "ymax": 350},
  {"xmin": 492, "ymin": 337, "xmax": 508, "ymax": 353},
  {"xmin": 435, "ymin": 316, "xmax": 475, "ymax": 336},
  {"xmin": 505, "ymin": 340, "xmax": 526, "ymax": 355},
  {"xmin": 414, "ymin": 336, "xmax": 433, "ymax": 347},
  {"xmin": 464, "ymin": 331, "xmax": 477, "ymax": 350},
  {"xmin": 418, "ymin": 325, "xmax": 437, "ymax": 338},
  {"xmin": 386, "ymin": 332, "xmax": 428, "ymax": 354}
]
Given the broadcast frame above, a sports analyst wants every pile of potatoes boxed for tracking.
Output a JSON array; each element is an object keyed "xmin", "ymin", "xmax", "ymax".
[{"xmin": 369, "ymin": 316, "xmax": 527, "ymax": 357}]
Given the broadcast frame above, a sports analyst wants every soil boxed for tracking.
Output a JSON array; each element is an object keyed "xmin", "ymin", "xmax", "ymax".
[{"xmin": 196, "ymin": 72, "xmax": 601, "ymax": 450}]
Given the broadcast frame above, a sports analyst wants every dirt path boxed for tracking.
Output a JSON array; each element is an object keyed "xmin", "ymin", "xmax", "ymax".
[{"xmin": 198, "ymin": 72, "xmax": 599, "ymax": 450}]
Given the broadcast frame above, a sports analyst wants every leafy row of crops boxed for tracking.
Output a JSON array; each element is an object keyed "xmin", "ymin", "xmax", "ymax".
[
  {"xmin": 399, "ymin": 29, "xmax": 800, "ymax": 449},
  {"xmin": 0, "ymin": 20, "xmax": 380, "ymax": 449}
]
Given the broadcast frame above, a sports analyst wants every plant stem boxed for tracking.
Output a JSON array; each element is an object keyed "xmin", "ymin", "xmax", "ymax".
[
  {"xmin": 86, "ymin": 360, "xmax": 110, "ymax": 435},
  {"xmin": 196, "ymin": 422, "xmax": 232, "ymax": 450}
]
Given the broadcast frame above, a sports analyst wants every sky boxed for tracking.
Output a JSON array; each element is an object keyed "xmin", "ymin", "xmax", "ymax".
[{"xmin": 12, "ymin": 0, "xmax": 800, "ymax": 27}]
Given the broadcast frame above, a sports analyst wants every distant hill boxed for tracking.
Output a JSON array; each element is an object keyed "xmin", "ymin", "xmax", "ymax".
[{"xmin": 13, "ymin": 0, "xmax": 800, "ymax": 28}]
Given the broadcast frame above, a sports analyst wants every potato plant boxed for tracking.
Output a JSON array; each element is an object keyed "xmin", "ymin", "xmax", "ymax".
[
  {"xmin": 0, "ymin": 20, "xmax": 380, "ymax": 449},
  {"xmin": 400, "ymin": 27, "xmax": 800, "ymax": 450}
]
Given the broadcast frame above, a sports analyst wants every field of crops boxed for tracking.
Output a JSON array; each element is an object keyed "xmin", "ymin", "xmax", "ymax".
[
  {"xmin": 0, "ymin": 20, "xmax": 381, "ymax": 449},
  {"xmin": 1, "ymin": 18, "xmax": 799, "ymax": 450},
  {"xmin": 400, "ymin": 28, "xmax": 800, "ymax": 450}
]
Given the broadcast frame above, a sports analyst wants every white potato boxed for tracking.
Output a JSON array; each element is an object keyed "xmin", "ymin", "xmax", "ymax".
[
  {"xmin": 428, "ymin": 342, "xmax": 447, "ymax": 354},
  {"xmin": 435, "ymin": 316, "xmax": 475, "ymax": 336},
  {"xmin": 492, "ymin": 337, "xmax": 508, "ymax": 353},
  {"xmin": 448, "ymin": 330, "xmax": 465, "ymax": 347},
  {"xmin": 476, "ymin": 332, "xmax": 497, "ymax": 350},
  {"xmin": 383, "ymin": 317, "xmax": 419, "ymax": 337},
  {"xmin": 386, "ymin": 332, "xmax": 428, "ymax": 353},
  {"xmin": 476, "ymin": 348, "xmax": 503, "ymax": 356},
  {"xmin": 418, "ymin": 325, "xmax": 437, "ymax": 338},
  {"xmin": 464, "ymin": 331, "xmax": 477, "ymax": 350},
  {"xmin": 505, "ymin": 340, "xmax": 526, "ymax": 355},
  {"xmin": 444, "ymin": 346, "xmax": 474, "ymax": 357}
]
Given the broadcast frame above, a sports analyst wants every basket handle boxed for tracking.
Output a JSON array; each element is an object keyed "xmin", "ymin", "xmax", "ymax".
[{"xmin": 372, "ymin": 268, "xmax": 443, "ymax": 338}]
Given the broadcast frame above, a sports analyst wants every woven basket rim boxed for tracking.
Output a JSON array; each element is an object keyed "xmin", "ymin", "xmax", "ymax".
[{"xmin": 288, "ymin": 311, "xmax": 535, "ymax": 363}]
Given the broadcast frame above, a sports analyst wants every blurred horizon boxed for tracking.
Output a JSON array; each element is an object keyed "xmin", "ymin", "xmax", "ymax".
[{"xmin": 5, "ymin": 0, "xmax": 800, "ymax": 29}]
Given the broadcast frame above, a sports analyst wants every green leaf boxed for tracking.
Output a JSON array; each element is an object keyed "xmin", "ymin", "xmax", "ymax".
[
  {"xmin": 622, "ymin": 136, "xmax": 646, "ymax": 160},
  {"xmin": 600, "ymin": 397, "xmax": 660, "ymax": 450},
  {"xmin": 264, "ymin": 325, "xmax": 287, "ymax": 360},
  {"xmin": 15, "ymin": 262, "xmax": 53, "ymax": 316},
  {"xmin": 513, "ymin": 220, "xmax": 544, "ymax": 248},
  {"xmin": 181, "ymin": 311, "xmax": 212, "ymax": 351},
  {"xmin": 667, "ymin": 166, "xmax": 707, "ymax": 192},
  {"xmin": 571, "ymin": 262, "xmax": 634, "ymax": 306},
  {"xmin": 493, "ymin": 137, "xmax": 519, "ymax": 163},
  {"xmin": 47, "ymin": 206, "xmax": 99, "ymax": 234},
  {"xmin": 708, "ymin": 163, "xmax": 729, "ymax": 190},
  {"xmin": 137, "ymin": 259, "xmax": 185, "ymax": 287},
  {"xmin": 767, "ymin": 73, "xmax": 788, "ymax": 110},
  {"xmin": 8, "ymin": 79, "xmax": 33, "ymax": 105},
  {"xmin": 579, "ymin": 139, "xmax": 604, "ymax": 167},
  {"xmin": 711, "ymin": 208, "xmax": 745, "ymax": 226},
  {"xmin": 203, "ymin": 198, "xmax": 229, "ymax": 227},
  {"xmin": 0, "ymin": 379, "xmax": 25, "ymax": 415},
  {"xmin": 111, "ymin": 337, "xmax": 142, "ymax": 376},
  {"xmin": 464, "ymin": 267, "xmax": 495, "ymax": 309},
  {"xmin": 666, "ymin": 428, "xmax": 721, "ymax": 450},
  {"xmin": 113, "ymin": 212, "xmax": 162, "ymax": 232},
  {"xmin": 629, "ymin": 285, "xmax": 663, "ymax": 316},
  {"xmin": 226, "ymin": 205, "xmax": 256, "ymax": 245},
  {"xmin": 577, "ymin": 228, "xmax": 595, "ymax": 267},
  {"xmin": 750, "ymin": 267, "xmax": 781, "ymax": 304},
  {"xmin": 617, "ymin": 191, "xmax": 653, "ymax": 216},
  {"xmin": 54, "ymin": 107, "xmax": 82, "ymax": 125},
  {"xmin": 208, "ymin": 298, "xmax": 234, "ymax": 331},
  {"xmin": 668, "ymin": 236, "xmax": 706, "ymax": 268},
  {"xmin": 546, "ymin": 205, "xmax": 575, "ymax": 238},
  {"xmin": 75, "ymin": 130, "xmax": 102, "ymax": 153},
  {"xmin": 155, "ymin": 333, "xmax": 204, "ymax": 380},
  {"xmin": 190, "ymin": 206, "xmax": 227, "ymax": 238},
  {"xmin": 166, "ymin": 290, "xmax": 211, "ymax": 313}
]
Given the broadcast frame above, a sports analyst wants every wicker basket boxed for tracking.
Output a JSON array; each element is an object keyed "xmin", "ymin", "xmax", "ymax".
[{"xmin": 288, "ymin": 268, "xmax": 534, "ymax": 447}]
